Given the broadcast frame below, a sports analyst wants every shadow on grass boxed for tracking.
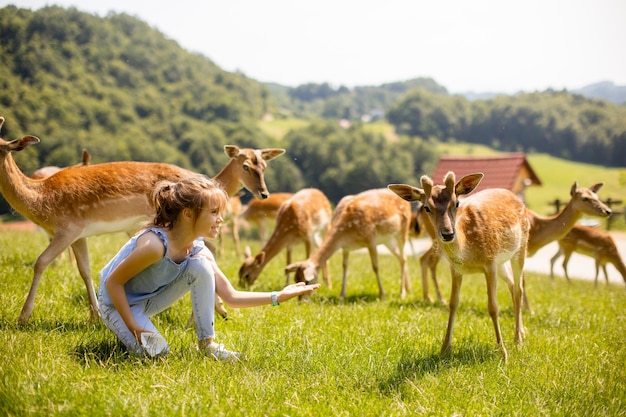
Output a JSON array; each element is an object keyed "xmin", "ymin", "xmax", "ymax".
[
  {"xmin": 71, "ymin": 337, "xmax": 133, "ymax": 367},
  {"xmin": 378, "ymin": 343, "xmax": 499, "ymax": 394},
  {"xmin": 0, "ymin": 316, "xmax": 93, "ymax": 332}
]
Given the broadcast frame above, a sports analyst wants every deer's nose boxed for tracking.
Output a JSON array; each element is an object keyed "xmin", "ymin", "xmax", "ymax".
[{"xmin": 441, "ymin": 232, "xmax": 455, "ymax": 242}]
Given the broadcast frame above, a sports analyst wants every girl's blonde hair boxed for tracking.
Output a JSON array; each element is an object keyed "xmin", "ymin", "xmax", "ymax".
[{"xmin": 151, "ymin": 175, "xmax": 228, "ymax": 230}]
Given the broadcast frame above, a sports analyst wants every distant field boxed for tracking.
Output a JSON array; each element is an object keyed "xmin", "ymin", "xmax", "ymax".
[{"xmin": 259, "ymin": 118, "xmax": 626, "ymax": 230}]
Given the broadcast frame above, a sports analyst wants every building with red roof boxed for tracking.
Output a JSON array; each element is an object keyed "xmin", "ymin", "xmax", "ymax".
[{"xmin": 431, "ymin": 153, "xmax": 541, "ymax": 202}]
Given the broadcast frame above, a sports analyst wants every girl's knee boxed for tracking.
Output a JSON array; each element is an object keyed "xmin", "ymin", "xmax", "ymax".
[{"xmin": 186, "ymin": 256, "xmax": 214, "ymax": 285}]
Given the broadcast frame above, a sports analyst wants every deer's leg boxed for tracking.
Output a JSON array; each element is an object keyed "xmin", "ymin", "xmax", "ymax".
[
  {"xmin": 549, "ymin": 248, "xmax": 562, "ymax": 280},
  {"xmin": 485, "ymin": 265, "xmax": 507, "ymax": 363},
  {"xmin": 601, "ymin": 263, "xmax": 610, "ymax": 286},
  {"xmin": 367, "ymin": 245, "xmax": 385, "ymax": 299},
  {"xmin": 284, "ymin": 247, "xmax": 293, "ymax": 286},
  {"xmin": 231, "ymin": 217, "xmax": 241, "ymax": 259},
  {"xmin": 562, "ymin": 251, "xmax": 573, "ymax": 282},
  {"xmin": 384, "ymin": 238, "xmax": 409, "ymax": 298},
  {"xmin": 339, "ymin": 250, "xmax": 350, "ymax": 300},
  {"xmin": 18, "ymin": 233, "xmax": 77, "ymax": 324},
  {"xmin": 429, "ymin": 251, "xmax": 444, "ymax": 304},
  {"xmin": 594, "ymin": 260, "xmax": 601, "ymax": 287},
  {"xmin": 420, "ymin": 251, "xmax": 432, "ymax": 302},
  {"xmin": 508, "ymin": 254, "xmax": 526, "ymax": 345},
  {"xmin": 70, "ymin": 237, "xmax": 99, "ymax": 322},
  {"xmin": 441, "ymin": 269, "xmax": 463, "ymax": 357}
]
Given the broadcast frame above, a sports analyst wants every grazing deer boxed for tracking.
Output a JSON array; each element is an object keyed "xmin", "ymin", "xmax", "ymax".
[
  {"xmin": 0, "ymin": 116, "xmax": 284, "ymax": 324},
  {"xmin": 549, "ymin": 224, "xmax": 626, "ymax": 286},
  {"xmin": 285, "ymin": 188, "xmax": 412, "ymax": 300},
  {"xmin": 389, "ymin": 172, "xmax": 530, "ymax": 363},
  {"xmin": 240, "ymin": 192, "xmax": 294, "ymax": 243},
  {"xmin": 238, "ymin": 188, "xmax": 332, "ymax": 288}
]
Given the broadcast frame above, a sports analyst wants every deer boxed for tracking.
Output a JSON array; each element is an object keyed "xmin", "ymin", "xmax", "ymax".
[
  {"xmin": 215, "ymin": 193, "xmax": 244, "ymax": 258},
  {"xmin": 0, "ymin": 116, "xmax": 284, "ymax": 324},
  {"xmin": 31, "ymin": 149, "xmax": 91, "ymax": 180},
  {"xmin": 285, "ymin": 188, "xmax": 412, "ymax": 300},
  {"xmin": 549, "ymin": 224, "xmax": 626, "ymax": 286},
  {"xmin": 238, "ymin": 188, "xmax": 332, "ymax": 288},
  {"xmin": 240, "ymin": 192, "xmax": 294, "ymax": 243},
  {"xmin": 407, "ymin": 181, "xmax": 612, "ymax": 311},
  {"xmin": 410, "ymin": 204, "xmax": 445, "ymax": 303},
  {"xmin": 522, "ymin": 182, "xmax": 612, "ymax": 311},
  {"xmin": 389, "ymin": 171, "xmax": 530, "ymax": 363},
  {"xmin": 30, "ymin": 149, "xmax": 92, "ymax": 264}
]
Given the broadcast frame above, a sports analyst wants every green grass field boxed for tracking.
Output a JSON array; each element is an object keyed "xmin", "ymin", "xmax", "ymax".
[{"xmin": 1, "ymin": 230, "xmax": 625, "ymax": 416}]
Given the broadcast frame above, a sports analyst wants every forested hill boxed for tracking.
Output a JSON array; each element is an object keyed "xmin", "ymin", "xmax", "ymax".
[
  {"xmin": 0, "ymin": 5, "xmax": 275, "ymax": 176},
  {"xmin": 0, "ymin": 5, "xmax": 624, "ymax": 217}
]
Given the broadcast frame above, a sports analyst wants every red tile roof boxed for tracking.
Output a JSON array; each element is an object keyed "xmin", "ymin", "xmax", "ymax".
[{"xmin": 431, "ymin": 153, "xmax": 542, "ymax": 193}]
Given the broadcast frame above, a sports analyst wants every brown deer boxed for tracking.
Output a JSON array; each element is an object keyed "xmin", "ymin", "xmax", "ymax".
[
  {"xmin": 238, "ymin": 188, "xmax": 332, "ymax": 288},
  {"xmin": 240, "ymin": 192, "xmax": 294, "ymax": 243},
  {"xmin": 389, "ymin": 172, "xmax": 530, "ymax": 363},
  {"xmin": 31, "ymin": 149, "xmax": 91, "ymax": 179},
  {"xmin": 549, "ymin": 224, "xmax": 626, "ymax": 286},
  {"xmin": 285, "ymin": 188, "xmax": 412, "ymax": 300},
  {"xmin": 31, "ymin": 149, "xmax": 92, "ymax": 264},
  {"xmin": 0, "ymin": 116, "xmax": 284, "ymax": 324},
  {"xmin": 216, "ymin": 194, "xmax": 244, "ymax": 258},
  {"xmin": 408, "ymin": 181, "xmax": 612, "ymax": 311},
  {"xmin": 410, "ymin": 204, "xmax": 445, "ymax": 303},
  {"xmin": 523, "ymin": 182, "xmax": 611, "ymax": 311}
]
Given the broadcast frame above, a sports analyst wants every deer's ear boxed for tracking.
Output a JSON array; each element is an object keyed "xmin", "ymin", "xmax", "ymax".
[
  {"xmin": 456, "ymin": 173, "xmax": 483, "ymax": 196},
  {"xmin": 223, "ymin": 145, "xmax": 241, "ymax": 158},
  {"xmin": 255, "ymin": 252, "xmax": 266, "ymax": 266},
  {"xmin": 388, "ymin": 184, "xmax": 425, "ymax": 203},
  {"xmin": 260, "ymin": 148, "xmax": 285, "ymax": 162},
  {"xmin": 589, "ymin": 182, "xmax": 604, "ymax": 193}
]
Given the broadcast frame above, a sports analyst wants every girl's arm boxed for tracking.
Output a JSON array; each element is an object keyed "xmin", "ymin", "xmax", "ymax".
[
  {"xmin": 206, "ymin": 251, "xmax": 320, "ymax": 308},
  {"xmin": 105, "ymin": 232, "xmax": 164, "ymax": 340}
]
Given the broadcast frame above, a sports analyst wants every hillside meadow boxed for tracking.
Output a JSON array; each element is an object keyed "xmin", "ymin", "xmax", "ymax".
[
  {"xmin": 260, "ymin": 117, "xmax": 626, "ymax": 230},
  {"xmin": 1, "ymin": 228, "xmax": 624, "ymax": 416}
]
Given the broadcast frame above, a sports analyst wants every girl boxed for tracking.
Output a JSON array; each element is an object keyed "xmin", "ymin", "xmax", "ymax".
[{"xmin": 98, "ymin": 175, "xmax": 320, "ymax": 360}]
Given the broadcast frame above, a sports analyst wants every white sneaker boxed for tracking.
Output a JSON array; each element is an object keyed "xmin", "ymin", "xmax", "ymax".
[{"xmin": 205, "ymin": 343, "xmax": 241, "ymax": 362}]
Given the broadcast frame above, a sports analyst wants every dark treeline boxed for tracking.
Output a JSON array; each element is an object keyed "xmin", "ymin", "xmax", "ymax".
[
  {"xmin": 387, "ymin": 89, "xmax": 626, "ymax": 167},
  {"xmin": 276, "ymin": 83, "xmax": 626, "ymax": 168}
]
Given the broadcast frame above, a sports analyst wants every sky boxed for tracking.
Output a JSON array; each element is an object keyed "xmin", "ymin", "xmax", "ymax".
[{"xmin": 5, "ymin": 0, "xmax": 626, "ymax": 94}]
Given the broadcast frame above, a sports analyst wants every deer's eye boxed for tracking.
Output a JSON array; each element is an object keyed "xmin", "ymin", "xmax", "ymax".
[
  {"xmin": 243, "ymin": 164, "xmax": 250, "ymax": 171},
  {"xmin": 424, "ymin": 206, "xmax": 431, "ymax": 213},
  {"xmin": 455, "ymin": 201, "xmax": 460, "ymax": 208}
]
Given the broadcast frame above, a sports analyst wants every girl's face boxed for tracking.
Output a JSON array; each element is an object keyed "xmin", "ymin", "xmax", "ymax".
[{"xmin": 193, "ymin": 196, "xmax": 225, "ymax": 239}]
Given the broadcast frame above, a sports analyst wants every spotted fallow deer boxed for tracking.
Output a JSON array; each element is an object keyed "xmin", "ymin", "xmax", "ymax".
[
  {"xmin": 240, "ymin": 192, "xmax": 294, "ymax": 243},
  {"xmin": 285, "ymin": 188, "xmax": 412, "ymax": 300},
  {"xmin": 0, "ymin": 116, "xmax": 284, "ymax": 324},
  {"xmin": 408, "ymin": 181, "xmax": 612, "ymax": 311},
  {"xmin": 549, "ymin": 224, "xmax": 626, "ymax": 286},
  {"xmin": 238, "ymin": 188, "xmax": 332, "ymax": 288},
  {"xmin": 409, "ymin": 204, "xmax": 445, "ymax": 303},
  {"xmin": 389, "ymin": 171, "xmax": 530, "ymax": 363}
]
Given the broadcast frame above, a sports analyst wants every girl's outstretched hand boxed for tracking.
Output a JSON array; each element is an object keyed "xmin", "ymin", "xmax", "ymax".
[{"xmin": 278, "ymin": 282, "xmax": 321, "ymax": 303}]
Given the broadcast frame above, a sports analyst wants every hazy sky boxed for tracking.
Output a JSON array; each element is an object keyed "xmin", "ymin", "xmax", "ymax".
[{"xmin": 6, "ymin": 0, "xmax": 626, "ymax": 93}]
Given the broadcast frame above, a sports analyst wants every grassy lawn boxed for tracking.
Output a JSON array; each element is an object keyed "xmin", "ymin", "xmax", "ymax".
[{"xmin": 1, "ymin": 230, "xmax": 625, "ymax": 416}]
